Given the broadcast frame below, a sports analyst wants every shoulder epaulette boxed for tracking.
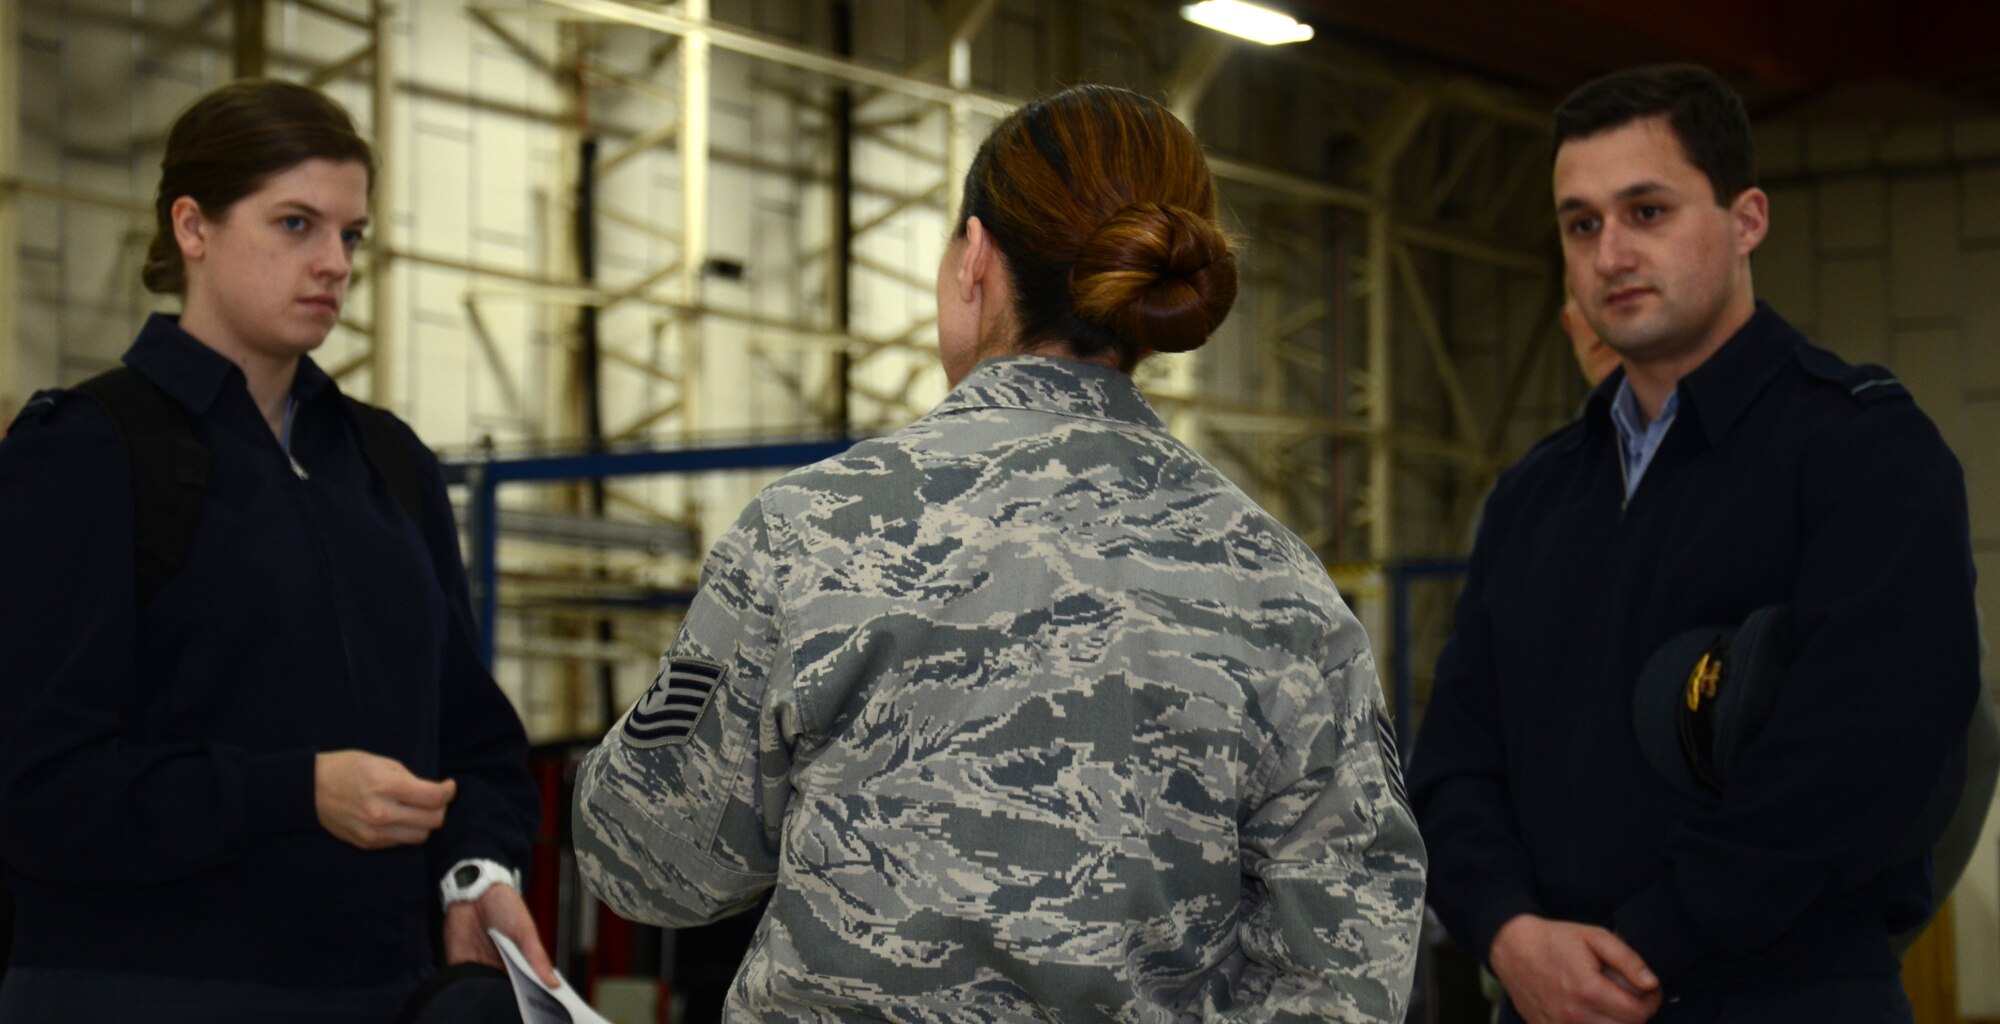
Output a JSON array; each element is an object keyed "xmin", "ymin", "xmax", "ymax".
[
  {"xmin": 6, "ymin": 389, "xmax": 72, "ymax": 432},
  {"xmin": 1794, "ymin": 346, "xmax": 1910, "ymax": 407}
]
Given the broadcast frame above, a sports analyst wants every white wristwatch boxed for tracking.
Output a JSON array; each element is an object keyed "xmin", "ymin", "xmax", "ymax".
[{"xmin": 440, "ymin": 858, "xmax": 521, "ymax": 910}]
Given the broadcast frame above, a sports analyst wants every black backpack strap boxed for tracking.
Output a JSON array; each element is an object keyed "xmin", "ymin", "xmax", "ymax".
[
  {"xmin": 344, "ymin": 397, "xmax": 427, "ymax": 533},
  {"xmin": 71, "ymin": 368, "xmax": 210, "ymax": 606}
]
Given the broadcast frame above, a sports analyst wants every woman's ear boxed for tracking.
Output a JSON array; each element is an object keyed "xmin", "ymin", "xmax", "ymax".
[
  {"xmin": 171, "ymin": 196, "xmax": 208, "ymax": 265},
  {"xmin": 958, "ymin": 216, "xmax": 995, "ymax": 302}
]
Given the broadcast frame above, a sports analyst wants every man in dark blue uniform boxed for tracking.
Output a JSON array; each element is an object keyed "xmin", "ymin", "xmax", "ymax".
[{"xmin": 1409, "ymin": 64, "xmax": 1981, "ymax": 1023}]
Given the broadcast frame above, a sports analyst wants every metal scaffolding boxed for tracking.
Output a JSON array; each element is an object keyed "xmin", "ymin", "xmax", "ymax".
[
  {"xmin": 487, "ymin": 0, "xmax": 1575, "ymax": 565},
  {"xmin": 2, "ymin": 0, "xmax": 1589, "ymax": 739}
]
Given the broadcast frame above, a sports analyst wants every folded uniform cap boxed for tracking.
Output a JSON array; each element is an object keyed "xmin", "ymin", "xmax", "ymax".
[
  {"xmin": 1634, "ymin": 605, "xmax": 1972, "ymax": 886},
  {"xmin": 1632, "ymin": 606, "xmax": 1791, "ymax": 802}
]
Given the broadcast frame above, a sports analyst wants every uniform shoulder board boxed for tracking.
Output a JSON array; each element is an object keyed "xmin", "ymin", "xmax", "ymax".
[
  {"xmin": 1794, "ymin": 346, "xmax": 1909, "ymax": 407},
  {"xmin": 7, "ymin": 388, "xmax": 72, "ymax": 432}
]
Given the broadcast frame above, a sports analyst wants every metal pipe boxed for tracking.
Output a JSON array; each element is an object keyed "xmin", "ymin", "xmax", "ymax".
[
  {"xmin": 832, "ymin": 0, "xmax": 854, "ymax": 435},
  {"xmin": 0, "ymin": 0, "xmax": 18, "ymax": 428},
  {"xmin": 1366, "ymin": 197, "xmax": 1393, "ymax": 560},
  {"xmin": 537, "ymin": 0, "xmax": 1015, "ymax": 117},
  {"xmin": 0, "ymin": 177, "xmax": 148, "ymax": 214},
  {"xmin": 577, "ymin": 136, "xmax": 604, "ymax": 455},
  {"xmin": 368, "ymin": 0, "xmax": 401, "ymax": 407},
  {"xmin": 677, "ymin": 0, "xmax": 709, "ymax": 444},
  {"xmin": 573, "ymin": 133, "xmax": 618, "ymax": 754},
  {"xmin": 1393, "ymin": 221, "xmax": 1548, "ymax": 276},
  {"xmin": 231, "ymin": 0, "xmax": 265, "ymax": 77}
]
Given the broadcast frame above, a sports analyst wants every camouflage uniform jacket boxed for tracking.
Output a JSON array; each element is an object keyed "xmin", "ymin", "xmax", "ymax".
[{"xmin": 574, "ymin": 355, "xmax": 1426, "ymax": 1023}]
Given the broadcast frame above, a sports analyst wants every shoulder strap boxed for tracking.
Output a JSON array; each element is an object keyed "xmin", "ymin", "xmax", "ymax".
[
  {"xmin": 344, "ymin": 397, "xmax": 427, "ymax": 533},
  {"xmin": 1794, "ymin": 345, "xmax": 1911, "ymax": 407},
  {"xmin": 70, "ymin": 367, "xmax": 210, "ymax": 606}
]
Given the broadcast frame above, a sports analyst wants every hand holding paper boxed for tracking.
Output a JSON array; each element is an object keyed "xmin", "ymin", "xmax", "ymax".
[{"xmin": 488, "ymin": 927, "xmax": 611, "ymax": 1024}]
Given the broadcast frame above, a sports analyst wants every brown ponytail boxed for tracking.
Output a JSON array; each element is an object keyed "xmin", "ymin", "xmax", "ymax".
[{"xmin": 957, "ymin": 85, "xmax": 1237, "ymax": 369}]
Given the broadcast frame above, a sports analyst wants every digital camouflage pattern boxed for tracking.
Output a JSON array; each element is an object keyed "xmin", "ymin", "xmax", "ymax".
[{"xmin": 574, "ymin": 355, "xmax": 1426, "ymax": 1023}]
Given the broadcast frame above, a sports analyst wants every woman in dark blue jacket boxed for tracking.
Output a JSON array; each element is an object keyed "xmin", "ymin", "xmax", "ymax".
[{"xmin": 0, "ymin": 79, "xmax": 550, "ymax": 1022}]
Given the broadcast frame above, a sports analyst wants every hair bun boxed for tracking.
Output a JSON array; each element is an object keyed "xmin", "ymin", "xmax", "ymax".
[{"xmin": 1068, "ymin": 202, "xmax": 1237, "ymax": 355}]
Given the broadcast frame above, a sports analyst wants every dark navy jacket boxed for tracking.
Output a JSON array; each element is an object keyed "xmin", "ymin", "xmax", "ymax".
[
  {"xmin": 0, "ymin": 315, "xmax": 538, "ymax": 989},
  {"xmin": 1409, "ymin": 304, "xmax": 1981, "ymax": 992}
]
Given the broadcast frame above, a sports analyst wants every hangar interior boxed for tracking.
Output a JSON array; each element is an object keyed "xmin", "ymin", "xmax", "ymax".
[{"xmin": 2, "ymin": 0, "xmax": 1996, "ymax": 1020}]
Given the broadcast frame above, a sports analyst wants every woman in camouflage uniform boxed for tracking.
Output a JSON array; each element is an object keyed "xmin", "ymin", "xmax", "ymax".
[{"xmin": 575, "ymin": 84, "xmax": 1426, "ymax": 1023}]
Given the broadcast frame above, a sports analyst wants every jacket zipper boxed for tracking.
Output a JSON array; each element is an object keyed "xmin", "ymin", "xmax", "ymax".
[{"xmin": 279, "ymin": 434, "xmax": 367, "ymax": 727}]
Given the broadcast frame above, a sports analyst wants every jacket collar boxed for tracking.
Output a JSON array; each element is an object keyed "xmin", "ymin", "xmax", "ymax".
[
  {"xmin": 122, "ymin": 313, "xmax": 336, "ymax": 417},
  {"xmin": 1572, "ymin": 301, "xmax": 1799, "ymax": 451},
  {"xmin": 1674, "ymin": 302, "xmax": 1800, "ymax": 448},
  {"xmin": 927, "ymin": 354, "xmax": 1167, "ymax": 431}
]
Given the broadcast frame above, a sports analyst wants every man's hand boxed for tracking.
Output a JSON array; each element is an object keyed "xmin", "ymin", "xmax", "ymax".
[
  {"xmin": 1489, "ymin": 914, "xmax": 1662, "ymax": 1024},
  {"xmin": 445, "ymin": 884, "xmax": 561, "ymax": 988},
  {"xmin": 314, "ymin": 751, "xmax": 456, "ymax": 850}
]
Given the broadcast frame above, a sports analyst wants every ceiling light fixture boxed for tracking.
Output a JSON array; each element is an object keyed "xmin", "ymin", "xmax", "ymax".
[{"xmin": 1179, "ymin": 0, "xmax": 1314, "ymax": 45}]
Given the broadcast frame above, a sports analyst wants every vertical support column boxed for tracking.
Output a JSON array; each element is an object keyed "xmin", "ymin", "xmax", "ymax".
[
  {"xmin": 942, "ymin": 0, "xmax": 996, "ymax": 220},
  {"xmin": 1255, "ymin": 207, "xmax": 1285, "ymax": 521},
  {"xmin": 0, "ymin": 0, "xmax": 19, "ymax": 427},
  {"xmin": 1356, "ymin": 88, "xmax": 1430, "ymax": 563},
  {"xmin": 945, "ymin": 41, "xmax": 972, "ymax": 198},
  {"xmin": 830, "ymin": 1, "xmax": 853, "ymax": 434},
  {"xmin": 368, "ymin": 0, "xmax": 402, "ymax": 410},
  {"xmin": 1364, "ymin": 186, "xmax": 1393, "ymax": 561},
  {"xmin": 1165, "ymin": 31, "xmax": 1231, "ymax": 129},
  {"xmin": 469, "ymin": 463, "xmax": 500, "ymax": 668},
  {"xmin": 232, "ymin": 0, "xmax": 266, "ymax": 77},
  {"xmin": 1162, "ymin": 30, "xmax": 1231, "ymax": 445},
  {"xmin": 677, "ymin": 0, "xmax": 709, "ymax": 443}
]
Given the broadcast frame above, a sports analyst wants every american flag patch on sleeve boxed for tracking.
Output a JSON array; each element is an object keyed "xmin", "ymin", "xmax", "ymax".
[{"xmin": 621, "ymin": 656, "xmax": 727, "ymax": 749}]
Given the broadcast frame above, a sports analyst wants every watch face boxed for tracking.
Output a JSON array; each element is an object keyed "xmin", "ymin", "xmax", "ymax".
[{"xmin": 454, "ymin": 864, "xmax": 481, "ymax": 887}]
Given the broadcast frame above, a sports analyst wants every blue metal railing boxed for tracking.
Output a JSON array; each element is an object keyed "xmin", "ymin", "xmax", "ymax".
[{"xmin": 442, "ymin": 438, "xmax": 857, "ymax": 666}]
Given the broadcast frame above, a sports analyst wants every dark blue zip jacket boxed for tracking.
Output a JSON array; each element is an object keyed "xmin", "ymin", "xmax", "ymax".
[
  {"xmin": 1408, "ymin": 304, "xmax": 1981, "ymax": 992},
  {"xmin": 0, "ymin": 315, "xmax": 538, "ymax": 989}
]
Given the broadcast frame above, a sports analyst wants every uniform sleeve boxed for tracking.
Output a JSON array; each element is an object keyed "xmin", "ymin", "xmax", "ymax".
[
  {"xmin": 1405, "ymin": 492, "xmax": 1545, "ymax": 964},
  {"xmin": 1613, "ymin": 400, "xmax": 1981, "ymax": 982},
  {"xmin": 574, "ymin": 498, "xmax": 788, "ymax": 927},
  {"xmin": 408, "ymin": 436, "xmax": 540, "ymax": 880},
  {"xmin": 1222, "ymin": 622, "xmax": 1428, "ymax": 1023},
  {"xmin": 0, "ymin": 402, "xmax": 319, "ymax": 886}
]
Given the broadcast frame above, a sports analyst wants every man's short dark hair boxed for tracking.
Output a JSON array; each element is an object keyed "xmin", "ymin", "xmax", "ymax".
[{"xmin": 1553, "ymin": 64, "xmax": 1756, "ymax": 207}]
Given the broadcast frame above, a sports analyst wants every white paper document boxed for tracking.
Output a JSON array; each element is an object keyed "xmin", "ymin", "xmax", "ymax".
[{"xmin": 487, "ymin": 926, "xmax": 613, "ymax": 1024}]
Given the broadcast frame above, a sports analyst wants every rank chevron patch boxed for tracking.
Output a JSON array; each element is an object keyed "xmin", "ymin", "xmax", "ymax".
[{"xmin": 622, "ymin": 656, "xmax": 727, "ymax": 749}]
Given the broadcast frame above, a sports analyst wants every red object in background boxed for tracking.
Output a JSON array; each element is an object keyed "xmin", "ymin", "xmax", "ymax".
[
  {"xmin": 525, "ymin": 754, "xmax": 564, "ymax": 954},
  {"xmin": 591, "ymin": 905, "xmax": 636, "ymax": 980}
]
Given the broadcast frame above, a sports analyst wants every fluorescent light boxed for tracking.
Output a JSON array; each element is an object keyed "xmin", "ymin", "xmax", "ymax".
[{"xmin": 1180, "ymin": 0, "xmax": 1314, "ymax": 45}]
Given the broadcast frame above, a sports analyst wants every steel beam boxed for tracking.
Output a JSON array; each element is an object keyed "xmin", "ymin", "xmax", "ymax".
[
  {"xmin": 1392, "ymin": 242, "xmax": 1483, "ymax": 446},
  {"xmin": 1394, "ymin": 220, "xmax": 1548, "ymax": 275},
  {"xmin": 1165, "ymin": 29, "xmax": 1233, "ymax": 127},
  {"xmin": 1360, "ymin": 89, "xmax": 1433, "ymax": 561},
  {"xmin": 537, "ymin": 0, "xmax": 1015, "ymax": 116}
]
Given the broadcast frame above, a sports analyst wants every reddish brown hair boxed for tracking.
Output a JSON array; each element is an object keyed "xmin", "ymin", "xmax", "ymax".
[
  {"xmin": 143, "ymin": 79, "xmax": 375, "ymax": 295},
  {"xmin": 957, "ymin": 85, "xmax": 1236, "ymax": 369}
]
